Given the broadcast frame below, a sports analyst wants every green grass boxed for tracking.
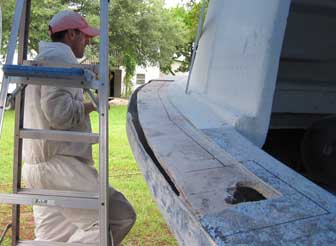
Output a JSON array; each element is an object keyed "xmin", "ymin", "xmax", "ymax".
[
  {"xmin": 0, "ymin": 106, "xmax": 177, "ymax": 246},
  {"xmin": 0, "ymin": 110, "xmax": 15, "ymax": 185}
]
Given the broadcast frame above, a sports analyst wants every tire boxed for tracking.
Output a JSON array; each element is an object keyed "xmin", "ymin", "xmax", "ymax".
[
  {"xmin": 5, "ymin": 96, "xmax": 14, "ymax": 110},
  {"xmin": 301, "ymin": 116, "xmax": 336, "ymax": 185}
]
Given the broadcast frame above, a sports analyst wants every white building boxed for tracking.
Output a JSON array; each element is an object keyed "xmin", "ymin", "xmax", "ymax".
[{"xmin": 119, "ymin": 64, "xmax": 161, "ymax": 96}]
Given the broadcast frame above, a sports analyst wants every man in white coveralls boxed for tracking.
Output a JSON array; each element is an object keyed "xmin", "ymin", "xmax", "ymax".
[{"xmin": 22, "ymin": 10, "xmax": 136, "ymax": 245}]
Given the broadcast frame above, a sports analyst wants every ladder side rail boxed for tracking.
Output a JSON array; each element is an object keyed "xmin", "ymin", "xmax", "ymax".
[
  {"xmin": 99, "ymin": 0, "xmax": 110, "ymax": 245},
  {"xmin": 12, "ymin": 1, "xmax": 31, "ymax": 245},
  {"xmin": 5, "ymin": 0, "xmax": 26, "ymax": 64},
  {"xmin": 0, "ymin": 0, "xmax": 25, "ymax": 137},
  {"xmin": 17, "ymin": 0, "xmax": 31, "ymax": 63},
  {"xmin": 12, "ymin": 91, "xmax": 24, "ymax": 246},
  {"xmin": 0, "ymin": 4, "xmax": 2, "ymax": 52}
]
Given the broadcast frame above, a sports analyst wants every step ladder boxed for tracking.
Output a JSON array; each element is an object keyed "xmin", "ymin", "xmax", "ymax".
[{"xmin": 0, "ymin": 0, "xmax": 111, "ymax": 245}]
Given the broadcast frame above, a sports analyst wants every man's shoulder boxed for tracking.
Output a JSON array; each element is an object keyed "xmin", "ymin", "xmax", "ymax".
[{"xmin": 36, "ymin": 42, "xmax": 78, "ymax": 64}]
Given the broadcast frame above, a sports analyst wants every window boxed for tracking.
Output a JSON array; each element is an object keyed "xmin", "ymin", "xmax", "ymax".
[{"xmin": 136, "ymin": 73, "xmax": 146, "ymax": 85}]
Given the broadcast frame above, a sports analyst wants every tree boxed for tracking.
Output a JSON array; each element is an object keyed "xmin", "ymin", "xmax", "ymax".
[
  {"xmin": 108, "ymin": 0, "xmax": 187, "ymax": 79},
  {"xmin": 1, "ymin": 0, "xmax": 187, "ymax": 81},
  {"xmin": 0, "ymin": 0, "xmax": 68, "ymax": 55},
  {"xmin": 170, "ymin": 0, "xmax": 209, "ymax": 72},
  {"xmin": 1, "ymin": 0, "xmax": 189, "ymax": 95}
]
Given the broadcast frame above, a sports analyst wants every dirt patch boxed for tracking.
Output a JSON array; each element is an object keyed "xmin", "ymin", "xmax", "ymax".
[{"xmin": 109, "ymin": 97, "xmax": 129, "ymax": 106}]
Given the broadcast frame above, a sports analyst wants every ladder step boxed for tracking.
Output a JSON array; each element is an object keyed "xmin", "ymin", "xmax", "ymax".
[
  {"xmin": 10, "ymin": 76, "xmax": 100, "ymax": 89},
  {"xmin": 2, "ymin": 65, "xmax": 99, "ymax": 89},
  {"xmin": 17, "ymin": 240, "xmax": 96, "ymax": 246},
  {"xmin": 20, "ymin": 129, "xmax": 99, "ymax": 143},
  {"xmin": 0, "ymin": 192, "xmax": 98, "ymax": 209},
  {"xmin": 19, "ymin": 188, "xmax": 98, "ymax": 199},
  {"xmin": 3, "ymin": 65, "xmax": 88, "ymax": 79},
  {"xmin": 23, "ymin": 60, "xmax": 99, "ymax": 74}
]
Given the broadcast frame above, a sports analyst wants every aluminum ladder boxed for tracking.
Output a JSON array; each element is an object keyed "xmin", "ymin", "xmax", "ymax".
[{"xmin": 0, "ymin": 0, "xmax": 111, "ymax": 245}]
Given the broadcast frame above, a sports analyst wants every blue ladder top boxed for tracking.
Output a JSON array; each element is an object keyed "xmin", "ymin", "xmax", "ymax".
[{"xmin": 2, "ymin": 64, "xmax": 86, "ymax": 79}]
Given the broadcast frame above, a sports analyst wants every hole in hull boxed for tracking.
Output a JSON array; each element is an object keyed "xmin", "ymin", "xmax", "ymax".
[{"xmin": 225, "ymin": 185, "xmax": 267, "ymax": 204}]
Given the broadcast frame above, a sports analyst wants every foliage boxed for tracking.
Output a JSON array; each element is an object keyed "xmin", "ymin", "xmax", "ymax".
[
  {"xmin": 122, "ymin": 53, "xmax": 136, "ymax": 97},
  {"xmin": 0, "ymin": 0, "xmax": 187, "ymax": 77},
  {"xmin": 108, "ymin": 0, "xmax": 187, "ymax": 74},
  {"xmin": 0, "ymin": 0, "xmax": 212, "ymax": 78},
  {"xmin": 0, "ymin": 4, "xmax": 2, "ymax": 52},
  {"xmin": 170, "ymin": 0, "xmax": 209, "ymax": 72},
  {"xmin": 0, "ymin": 0, "xmax": 67, "ymax": 55}
]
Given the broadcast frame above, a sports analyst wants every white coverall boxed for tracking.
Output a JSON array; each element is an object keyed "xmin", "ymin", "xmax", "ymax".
[{"xmin": 22, "ymin": 41, "xmax": 136, "ymax": 245}]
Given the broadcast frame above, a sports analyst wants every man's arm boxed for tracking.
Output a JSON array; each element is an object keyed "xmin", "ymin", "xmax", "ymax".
[{"xmin": 40, "ymin": 86, "xmax": 87, "ymax": 130}]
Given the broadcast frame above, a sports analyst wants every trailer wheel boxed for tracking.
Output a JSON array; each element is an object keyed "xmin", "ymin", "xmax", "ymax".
[{"xmin": 301, "ymin": 116, "xmax": 336, "ymax": 185}]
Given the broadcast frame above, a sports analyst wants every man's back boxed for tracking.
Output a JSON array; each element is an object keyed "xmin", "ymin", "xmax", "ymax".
[{"xmin": 23, "ymin": 41, "xmax": 93, "ymax": 165}]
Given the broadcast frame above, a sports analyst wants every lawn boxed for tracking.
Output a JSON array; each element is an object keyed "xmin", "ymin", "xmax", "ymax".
[{"xmin": 0, "ymin": 106, "xmax": 177, "ymax": 246}]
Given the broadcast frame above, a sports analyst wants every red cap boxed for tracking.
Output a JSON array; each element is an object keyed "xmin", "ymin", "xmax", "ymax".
[{"xmin": 49, "ymin": 10, "xmax": 100, "ymax": 37}]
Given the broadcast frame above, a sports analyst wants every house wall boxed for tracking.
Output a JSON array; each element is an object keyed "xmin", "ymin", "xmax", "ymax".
[
  {"xmin": 132, "ymin": 65, "xmax": 161, "ymax": 88},
  {"xmin": 119, "ymin": 65, "xmax": 161, "ymax": 96}
]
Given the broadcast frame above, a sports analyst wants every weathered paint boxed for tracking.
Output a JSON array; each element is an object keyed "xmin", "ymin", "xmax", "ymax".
[
  {"xmin": 126, "ymin": 0, "xmax": 336, "ymax": 245},
  {"xmin": 127, "ymin": 81, "xmax": 336, "ymax": 245},
  {"xmin": 126, "ymin": 88, "xmax": 216, "ymax": 245}
]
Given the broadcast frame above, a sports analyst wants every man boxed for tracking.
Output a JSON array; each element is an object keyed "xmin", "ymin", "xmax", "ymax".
[{"xmin": 22, "ymin": 10, "xmax": 136, "ymax": 245}]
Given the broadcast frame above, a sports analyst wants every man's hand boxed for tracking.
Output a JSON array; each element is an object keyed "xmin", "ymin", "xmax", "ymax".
[
  {"xmin": 84, "ymin": 102, "xmax": 96, "ymax": 114},
  {"xmin": 84, "ymin": 98, "xmax": 115, "ymax": 114}
]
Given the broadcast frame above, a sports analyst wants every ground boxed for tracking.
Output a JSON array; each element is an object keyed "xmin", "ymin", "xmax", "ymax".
[
  {"xmin": 109, "ymin": 97, "xmax": 129, "ymax": 106},
  {"xmin": 0, "ymin": 106, "xmax": 177, "ymax": 246}
]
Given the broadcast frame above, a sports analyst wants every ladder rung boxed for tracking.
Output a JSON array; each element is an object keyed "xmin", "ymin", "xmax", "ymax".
[
  {"xmin": 23, "ymin": 60, "xmax": 100, "ymax": 74},
  {"xmin": 20, "ymin": 129, "xmax": 99, "ymax": 143},
  {"xmin": 17, "ymin": 240, "xmax": 96, "ymax": 246},
  {"xmin": 0, "ymin": 193, "xmax": 98, "ymax": 209},
  {"xmin": 19, "ymin": 188, "xmax": 98, "ymax": 199},
  {"xmin": 9, "ymin": 76, "xmax": 100, "ymax": 90}
]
